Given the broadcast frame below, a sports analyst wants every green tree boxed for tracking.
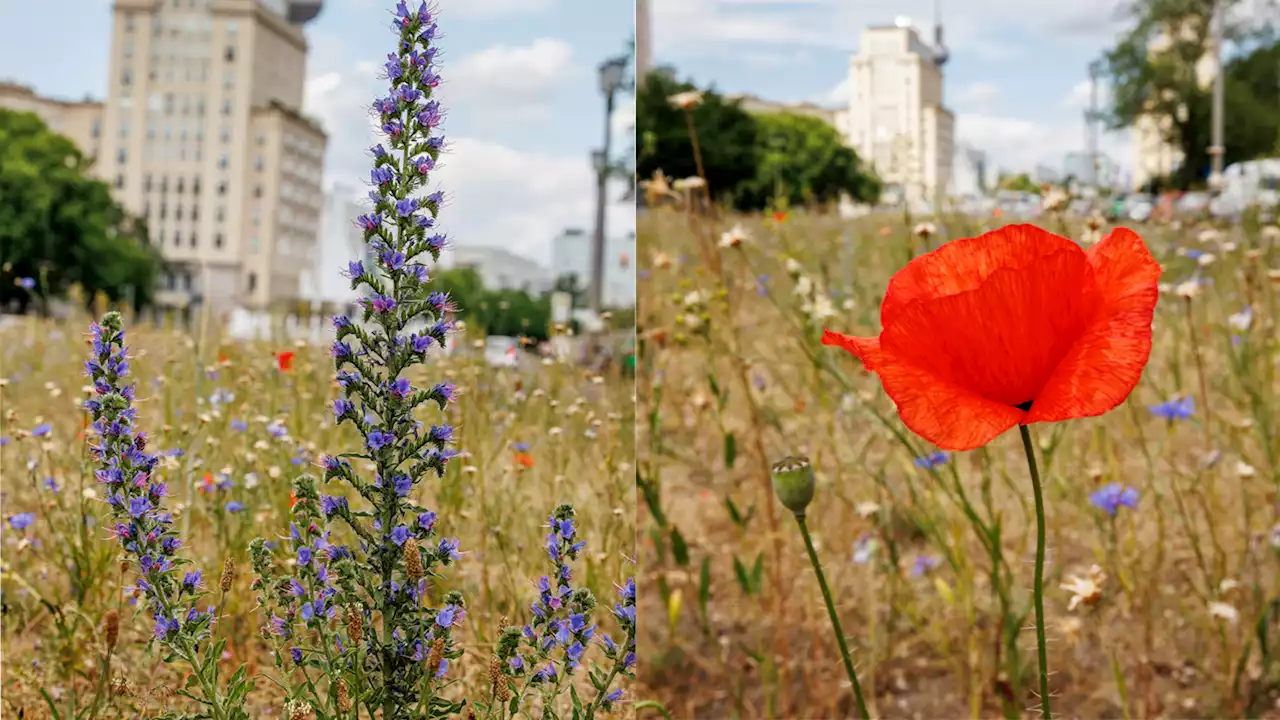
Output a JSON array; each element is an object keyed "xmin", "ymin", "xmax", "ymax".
[
  {"xmin": 0, "ymin": 108, "xmax": 158, "ymax": 313},
  {"xmin": 636, "ymin": 70, "xmax": 759, "ymax": 204},
  {"xmin": 1103, "ymin": 0, "xmax": 1278, "ymax": 189},
  {"xmin": 738, "ymin": 111, "xmax": 881, "ymax": 209},
  {"xmin": 999, "ymin": 173, "xmax": 1042, "ymax": 194}
]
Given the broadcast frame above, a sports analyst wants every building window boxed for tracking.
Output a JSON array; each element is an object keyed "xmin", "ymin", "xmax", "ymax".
[
  {"xmin": 224, "ymin": 45, "xmax": 235, "ymax": 62},
  {"xmin": 159, "ymin": 203, "xmax": 167, "ymax": 219},
  {"xmin": 221, "ymin": 100, "xmax": 231, "ymax": 116},
  {"xmin": 218, "ymin": 153, "xmax": 228, "ymax": 169},
  {"xmin": 121, "ymin": 70, "xmax": 132, "ymax": 86},
  {"xmin": 247, "ymin": 272, "xmax": 257, "ymax": 293},
  {"xmin": 254, "ymin": 155, "xmax": 263, "ymax": 171},
  {"xmin": 190, "ymin": 233, "xmax": 197, "ymax": 248},
  {"xmin": 175, "ymin": 205, "xmax": 183, "ymax": 220},
  {"xmin": 192, "ymin": 177, "xmax": 201, "ymax": 194},
  {"xmin": 160, "ymin": 176, "xmax": 168, "ymax": 192},
  {"xmin": 217, "ymin": 181, "xmax": 227, "ymax": 195},
  {"xmin": 118, "ymin": 120, "xmax": 128, "ymax": 138},
  {"xmin": 220, "ymin": 125, "xmax": 230, "ymax": 142},
  {"xmin": 117, "ymin": 149, "xmax": 126, "ymax": 164},
  {"xmin": 115, "ymin": 174, "xmax": 124, "ymax": 189},
  {"xmin": 192, "ymin": 205, "xmax": 200, "ymax": 220},
  {"xmin": 92, "ymin": 119, "xmax": 101, "ymax": 138},
  {"xmin": 176, "ymin": 177, "xmax": 184, "ymax": 193},
  {"xmin": 216, "ymin": 206, "xmax": 224, "ymax": 222},
  {"xmin": 144, "ymin": 202, "xmax": 151, "ymax": 218},
  {"xmin": 215, "ymin": 232, "xmax": 224, "ymax": 249},
  {"xmin": 173, "ymin": 231, "xmax": 181, "ymax": 247},
  {"xmin": 125, "ymin": 13, "xmax": 135, "ymax": 32},
  {"xmin": 253, "ymin": 185, "xmax": 262, "ymax": 198}
]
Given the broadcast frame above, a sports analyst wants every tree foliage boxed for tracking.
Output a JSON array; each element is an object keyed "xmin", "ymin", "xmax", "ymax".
[
  {"xmin": 1103, "ymin": 0, "xmax": 1279, "ymax": 189},
  {"xmin": 739, "ymin": 111, "xmax": 882, "ymax": 209},
  {"xmin": 430, "ymin": 267, "xmax": 561, "ymax": 342},
  {"xmin": 637, "ymin": 70, "xmax": 880, "ymax": 210},
  {"xmin": 0, "ymin": 109, "xmax": 159, "ymax": 313}
]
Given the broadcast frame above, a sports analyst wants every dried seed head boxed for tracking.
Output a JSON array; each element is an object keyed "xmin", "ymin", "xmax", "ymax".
[
  {"xmin": 111, "ymin": 676, "xmax": 132, "ymax": 696},
  {"xmin": 426, "ymin": 637, "xmax": 445, "ymax": 675},
  {"xmin": 489, "ymin": 654, "xmax": 509, "ymax": 701},
  {"xmin": 336, "ymin": 679, "xmax": 352, "ymax": 712},
  {"xmin": 103, "ymin": 609, "xmax": 119, "ymax": 650},
  {"xmin": 220, "ymin": 557, "xmax": 235, "ymax": 592},
  {"xmin": 403, "ymin": 540, "xmax": 424, "ymax": 582},
  {"xmin": 285, "ymin": 699, "xmax": 314, "ymax": 720},
  {"xmin": 346, "ymin": 606, "xmax": 363, "ymax": 646}
]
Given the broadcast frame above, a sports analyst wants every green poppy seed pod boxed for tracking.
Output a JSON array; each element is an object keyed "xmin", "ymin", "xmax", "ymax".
[{"xmin": 771, "ymin": 455, "xmax": 815, "ymax": 516}]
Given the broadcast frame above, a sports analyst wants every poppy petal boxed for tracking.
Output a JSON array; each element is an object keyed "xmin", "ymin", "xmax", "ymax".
[
  {"xmin": 869, "ymin": 342, "xmax": 1026, "ymax": 451},
  {"xmin": 820, "ymin": 330, "xmax": 881, "ymax": 370},
  {"xmin": 1027, "ymin": 227, "xmax": 1160, "ymax": 423},
  {"xmin": 823, "ymin": 330, "xmax": 1024, "ymax": 449},
  {"xmin": 881, "ymin": 224, "xmax": 1083, "ymax": 326},
  {"xmin": 880, "ymin": 247, "xmax": 1099, "ymax": 408}
]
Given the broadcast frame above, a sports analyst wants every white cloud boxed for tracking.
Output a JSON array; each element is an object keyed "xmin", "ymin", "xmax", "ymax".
[
  {"xmin": 955, "ymin": 112, "xmax": 1133, "ymax": 176},
  {"xmin": 440, "ymin": 38, "xmax": 575, "ymax": 122},
  {"xmin": 815, "ymin": 75, "xmax": 852, "ymax": 105},
  {"xmin": 953, "ymin": 81, "xmax": 1001, "ymax": 113},
  {"xmin": 650, "ymin": 0, "xmax": 1125, "ymax": 58},
  {"xmin": 303, "ymin": 60, "xmax": 631, "ymax": 265}
]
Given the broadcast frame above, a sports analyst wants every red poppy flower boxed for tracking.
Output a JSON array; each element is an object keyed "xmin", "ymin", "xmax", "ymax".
[
  {"xmin": 514, "ymin": 452, "xmax": 534, "ymax": 469},
  {"xmin": 276, "ymin": 351, "xmax": 295, "ymax": 372},
  {"xmin": 772, "ymin": 210, "xmax": 788, "ymax": 224},
  {"xmin": 823, "ymin": 224, "xmax": 1160, "ymax": 451}
]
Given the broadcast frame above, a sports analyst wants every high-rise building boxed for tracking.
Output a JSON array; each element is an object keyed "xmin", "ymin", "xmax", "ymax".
[
  {"xmin": 845, "ymin": 18, "xmax": 954, "ymax": 211},
  {"xmin": 551, "ymin": 228, "xmax": 634, "ymax": 308},
  {"xmin": 301, "ymin": 184, "xmax": 368, "ymax": 308},
  {"xmin": 447, "ymin": 246, "xmax": 553, "ymax": 296},
  {"xmin": 1132, "ymin": 24, "xmax": 1218, "ymax": 190},
  {"xmin": 91, "ymin": 0, "xmax": 328, "ymax": 312}
]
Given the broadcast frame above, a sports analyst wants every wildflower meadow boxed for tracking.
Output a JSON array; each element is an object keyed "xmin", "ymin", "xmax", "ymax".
[
  {"xmin": 0, "ymin": 3, "xmax": 635, "ymax": 718},
  {"xmin": 636, "ymin": 186, "xmax": 1280, "ymax": 715}
]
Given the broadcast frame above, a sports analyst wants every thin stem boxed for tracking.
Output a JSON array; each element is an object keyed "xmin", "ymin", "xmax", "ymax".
[
  {"xmin": 1018, "ymin": 424, "xmax": 1052, "ymax": 719},
  {"xmin": 794, "ymin": 514, "xmax": 870, "ymax": 719}
]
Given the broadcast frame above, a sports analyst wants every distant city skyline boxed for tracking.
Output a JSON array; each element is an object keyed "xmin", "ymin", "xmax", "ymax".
[{"xmin": 648, "ymin": 0, "xmax": 1137, "ymax": 179}]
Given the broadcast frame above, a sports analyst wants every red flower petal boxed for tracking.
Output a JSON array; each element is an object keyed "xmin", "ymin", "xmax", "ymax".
[
  {"xmin": 1026, "ymin": 228, "xmax": 1161, "ymax": 423},
  {"xmin": 880, "ymin": 242, "xmax": 1099, "ymax": 408},
  {"xmin": 822, "ymin": 330, "xmax": 1024, "ymax": 450},
  {"xmin": 881, "ymin": 224, "xmax": 1082, "ymax": 326}
]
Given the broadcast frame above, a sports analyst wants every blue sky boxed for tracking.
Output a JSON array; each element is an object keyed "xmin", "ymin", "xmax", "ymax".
[
  {"xmin": 649, "ymin": 0, "xmax": 1138, "ymax": 179},
  {"xmin": 0, "ymin": 0, "xmax": 636, "ymax": 264}
]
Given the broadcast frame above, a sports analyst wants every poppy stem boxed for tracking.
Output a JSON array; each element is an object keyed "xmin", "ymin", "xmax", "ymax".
[
  {"xmin": 794, "ymin": 513, "xmax": 871, "ymax": 719},
  {"xmin": 1018, "ymin": 423, "xmax": 1052, "ymax": 719}
]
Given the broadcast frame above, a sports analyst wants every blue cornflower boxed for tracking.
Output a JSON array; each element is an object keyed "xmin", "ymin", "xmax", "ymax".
[
  {"xmin": 31, "ymin": 423, "xmax": 52, "ymax": 437},
  {"xmin": 1149, "ymin": 396, "xmax": 1195, "ymax": 420},
  {"xmin": 367, "ymin": 430, "xmax": 394, "ymax": 451},
  {"xmin": 9, "ymin": 512, "xmax": 36, "ymax": 531},
  {"xmin": 913, "ymin": 451, "xmax": 949, "ymax": 469},
  {"xmin": 230, "ymin": 419, "xmax": 248, "ymax": 432},
  {"xmin": 910, "ymin": 555, "xmax": 939, "ymax": 577},
  {"xmin": 390, "ymin": 525, "xmax": 411, "ymax": 546},
  {"xmin": 1089, "ymin": 483, "xmax": 1140, "ymax": 516},
  {"xmin": 17, "ymin": 277, "xmax": 35, "ymax": 290},
  {"xmin": 225, "ymin": 501, "xmax": 245, "ymax": 514}
]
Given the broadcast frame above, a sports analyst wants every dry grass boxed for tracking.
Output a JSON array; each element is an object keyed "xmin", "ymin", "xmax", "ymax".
[
  {"xmin": 0, "ymin": 310, "xmax": 635, "ymax": 717},
  {"xmin": 635, "ymin": 208, "xmax": 1280, "ymax": 719}
]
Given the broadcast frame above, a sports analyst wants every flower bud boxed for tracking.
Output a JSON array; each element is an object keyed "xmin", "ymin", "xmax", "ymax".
[{"xmin": 771, "ymin": 455, "xmax": 815, "ymax": 516}]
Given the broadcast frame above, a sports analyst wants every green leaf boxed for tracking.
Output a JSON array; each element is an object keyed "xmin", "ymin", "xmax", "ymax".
[
  {"xmin": 699, "ymin": 556, "xmax": 712, "ymax": 612},
  {"xmin": 723, "ymin": 432, "xmax": 737, "ymax": 469},
  {"xmin": 750, "ymin": 553, "xmax": 765, "ymax": 594},
  {"xmin": 670, "ymin": 526, "xmax": 690, "ymax": 566},
  {"xmin": 733, "ymin": 555, "xmax": 753, "ymax": 597}
]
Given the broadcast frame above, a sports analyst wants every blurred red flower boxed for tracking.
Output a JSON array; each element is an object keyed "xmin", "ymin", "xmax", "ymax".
[
  {"xmin": 772, "ymin": 210, "xmax": 788, "ymax": 224},
  {"xmin": 823, "ymin": 224, "xmax": 1160, "ymax": 451},
  {"xmin": 514, "ymin": 452, "xmax": 534, "ymax": 469},
  {"xmin": 276, "ymin": 351, "xmax": 295, "ymax": 372}
]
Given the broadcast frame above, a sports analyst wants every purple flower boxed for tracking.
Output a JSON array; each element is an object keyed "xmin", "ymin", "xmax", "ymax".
[
  {"xmin": 8, "ymin": 512, "xmax": 36, "ymax": 531},
  {"xmin": 31, "ymin": 423, "xmax": 52, "ymax": 437},
  {"xmin": 369, "ymin": 294, "xmax": 397, "ymax": 313},
  {"xmin": 225, "ymin": 501, "xmax": 245, "ymax": 513},
  {"xmin": 17, "ymin": 277, "xmax": 36, "ymax": 290},
  {"xmin": 1089, "ymin": 483, "xmax": 1140, "ymax": 517},
  {"xmin": 367, "ymin": 430, "xmax": 394, "ymax": 451},
  {"xmin": 390, "ymin": 525, "xmax": 411, "ymax": 546}
]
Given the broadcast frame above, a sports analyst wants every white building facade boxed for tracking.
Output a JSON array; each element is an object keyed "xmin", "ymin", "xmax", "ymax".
[
  {"xmin": 551, "ymin": 228, "xmax": 635, "ymax": 308},
  {"xmin": 845, "ymin": 20, "xmax": 954, "ymax": 211},
  {"xmin": 447, "ymin": 245, "xmax": 553, "ymax": 296}
]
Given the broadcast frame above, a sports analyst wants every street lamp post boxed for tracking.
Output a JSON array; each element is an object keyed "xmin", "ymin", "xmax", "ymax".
[
  {"xmin": 589, "ymin": 55, "xmax": 628, "ymax": 317},
  {"xmin": 1209, "ymin": 0, "xmax": 1226, "ymax": 190}
]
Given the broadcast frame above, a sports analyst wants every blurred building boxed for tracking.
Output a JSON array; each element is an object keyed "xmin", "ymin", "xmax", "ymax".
[
  {"xmin": 844, "ymin": 18, "xmax": 954, "ymax": 210},
  {"xmin": 1063, "ymin": 151, "xmax": 1120, "ymax": 189},
  {"xmin": 551, "ymin": 227, "xmax": 635, "ymax": 308},
  {"xmin": 88, "ymin": 0, "xmax": 329, "ymax": 313},
  {"xmin": 0, "ymin": 82, "xmax": 103, "ymax": 156},
  {"xmin": 448, "ymin": 245, "xmax": 553, "ymax": 296},
  {"xmin": 949, "ymin": 143, "xmax": 987, "ymax": 198},
  {"xmin": 1132, "ymin": 24, "xmax": 1218, "ymax": 189},
  {"xmin": 300, "ymin": 183, "xmax": 368, "ymax": 308}
]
